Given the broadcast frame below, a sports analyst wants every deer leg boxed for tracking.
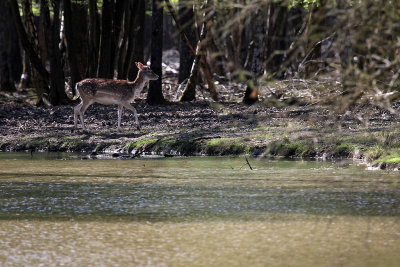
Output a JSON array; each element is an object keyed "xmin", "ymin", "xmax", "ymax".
[
  {"xmin": 122, "ymin": 102, "xmax": 140, "ymax": 130},
  {"xmin": 79, "ymin": 100, "xmax": 93, "ymax": 130},
  {"xmin": 117, "ymin": 105, "xmax": 124, "ymax": 131},
  {"xmin": 73, "ymin": 102, "xmax": 83, "ymax": 129}
]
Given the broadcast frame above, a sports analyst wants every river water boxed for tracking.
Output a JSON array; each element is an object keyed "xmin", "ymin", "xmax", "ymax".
[{"xmin": 0, "ymin": 153, "xmax": 399, "ymax": 266}]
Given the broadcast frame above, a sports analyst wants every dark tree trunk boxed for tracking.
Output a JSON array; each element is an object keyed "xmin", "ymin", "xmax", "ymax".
[
  {"xmin": 63, "ymin": 0, "xmax": 82, "ymax": 95},
  {"xmin": 178, "ymin": 0, "xmax": 196, "ymax": 83},
  {"xmin": 20, "ymin": 0, "xmax": 49, "ymax": 105},
  {"xmin": 243, "ymin": 8, "xmax": 264, "ymax": 105},
  {"xmin": 163, "ymin": 11, "xmax": 177, "ymax": 50},
  {"xmin": 118, "ymin": 0, "xmax": 135, "ymax": 79},
  {"xmin": 239, "ymin": 0, "xmax": 250, "ymax": 67},
  {"xmin": 9, "ymin": 0, "xmax": 49, "ymax": 84},
  {"xmin": 129, "ymin": 0, "xmax": 146, "ymax": 81},
  {"xmin": 87, "ymin": 0, "xmax": 100, "ymax": 77},
  {"xmin": 251, "ymin": 8, "xmax": 266, "ymax": 77},
  {"xmin": 0, "ymin": 0, "xmax": 16, "ymax": 91},
  {"xmin": 98, "ymin": 0, "xmax": 114, "ymax": 78},
  {"xmin": 180, "ymin": 2, "xmax": 209, "ymax": 102},
  {"xmin": 71, "ymin": 2, "xmax": 88, "ymax": 79},
  {"xmin": 7, "ymin": 0, "xmax": 21, "ymax": 85},
  {"xmin": 147, "ymin": 0, "xmax": 165, "ymax": 105},
  {"xmin": 41, "ymin": 0, "xmax": 69, "ymax": 105},
  {"xmin": 117, "ymin": 0, "xmax": 145, "ymax": 80},
  {"xmin": 117, "ymin": 0, "xmax": 131, "ymax": 79},
  {"xmin": 111, "ymin": 0, "xmax": 125, "ymax": 78},
  {"xmin": 265, "ymin": 1, "xmax": 290, "ymax": 78}
]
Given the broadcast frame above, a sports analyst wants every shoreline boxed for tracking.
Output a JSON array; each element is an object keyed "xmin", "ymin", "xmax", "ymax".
[{"xmin": 1, "ymin": 100, "xmax": 399, "ymax": 170}]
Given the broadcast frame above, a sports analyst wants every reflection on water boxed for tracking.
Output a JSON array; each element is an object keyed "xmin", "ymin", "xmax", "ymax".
[{"xmin": 0, "ymin": 153, "xmax": 399, "ymax": 266}]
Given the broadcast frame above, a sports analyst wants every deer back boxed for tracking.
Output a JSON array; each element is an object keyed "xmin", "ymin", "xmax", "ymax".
[{"xmin": 77, "ymin": 78, "xmax": 135, "ymax": 100}]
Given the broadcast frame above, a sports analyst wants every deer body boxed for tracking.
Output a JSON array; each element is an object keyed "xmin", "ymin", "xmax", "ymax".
[{"xmin": 73, "ymin": 63, "xmax": 158, "ymax": 131}]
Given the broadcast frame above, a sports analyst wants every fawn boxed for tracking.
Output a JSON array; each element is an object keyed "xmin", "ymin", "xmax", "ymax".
[{"xmin": 73, "ymin": 62, "xmax": 158, "ymax": 131}]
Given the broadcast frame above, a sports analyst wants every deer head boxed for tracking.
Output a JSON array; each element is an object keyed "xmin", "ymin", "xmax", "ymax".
[{"xmin": 136, "ymin": 62, "xmax": 159, "ymax": 81}]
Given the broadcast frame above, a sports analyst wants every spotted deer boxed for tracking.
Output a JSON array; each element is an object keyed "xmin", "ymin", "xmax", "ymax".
[{"xmin": 73, "ymin": 62, "xmax": 158, "ymax": 131}]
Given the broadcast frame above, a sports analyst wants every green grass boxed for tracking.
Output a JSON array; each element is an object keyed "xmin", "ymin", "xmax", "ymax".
[
  {"xmin": 205, "ymin": 138, "xmax": 249, "ymax": 155},
  {"xmin": 125, "ymin": 139, "xmax": 158, "ymax": 150},
  {"xmin": 268, "ymin": 139, "xmax": 315, "ymax": 158}
]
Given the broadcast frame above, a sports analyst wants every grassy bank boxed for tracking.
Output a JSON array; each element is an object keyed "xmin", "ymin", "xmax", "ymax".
[{"xmin": 2, "ymin": 126, "xmax": 400, "ymax": 170}]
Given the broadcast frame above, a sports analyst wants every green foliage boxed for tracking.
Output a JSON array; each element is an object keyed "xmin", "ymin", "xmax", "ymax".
[{"xmin": 289, "ymin": 0, "xmax": 318, "ymax": 8}]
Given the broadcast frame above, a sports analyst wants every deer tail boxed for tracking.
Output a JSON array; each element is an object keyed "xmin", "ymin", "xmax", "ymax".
[{"xmin": 72, "ymin": 83, "xmax": 81, "ymax": 100}]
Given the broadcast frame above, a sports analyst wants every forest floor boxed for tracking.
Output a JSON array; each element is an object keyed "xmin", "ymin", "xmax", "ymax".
[{"xmin": 1, "ymin": 50, "xmax": 400, "ymax": 170}]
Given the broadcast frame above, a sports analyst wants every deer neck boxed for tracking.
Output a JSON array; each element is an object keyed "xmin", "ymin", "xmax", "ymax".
[{"xmin": 130, "ymin": 72, "xmax": 148, "ymax": 92}]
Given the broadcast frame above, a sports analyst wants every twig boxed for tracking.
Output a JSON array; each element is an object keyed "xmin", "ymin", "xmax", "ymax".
[{"xmin": 245, "ymin": 156, "xmax": 253, "ymax": 170}]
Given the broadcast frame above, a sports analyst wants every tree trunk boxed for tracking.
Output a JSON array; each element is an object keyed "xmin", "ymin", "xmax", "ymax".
[
  {"xmin": 0, "ymin": 0, "xmax": 16, "ymax": 91},
  {"xmin": 87, "ymin": 0, "xmax": 100, "ymax": 77},
  {"xmin": 8, "ymin": 0, "xmax": 21, "ymax": 85},
  {"xmin": 129, "ymin": 0, "xmax": 146, "ymax": 81},
  {"xmin": 63, "ymin": 0, "xmax": 82, "ymax": 95},
  {"xmin": 180, "ymin": 0, "xmax": 213, "ymax": 102},
  {"xmin": 265, "ymin": 1, "xmax": 290, "ymax": 78},
  {"xmin": 116, "ymin": 0, "xmax": 130, "ymax": 79},
  {"xmin": 71, "ymin": 2, "xmax": 88, "ymax": 79},
  {"xmin": 111, "ymin": 0, "xmax": 125, "ymax": 78},
  {"xmin": 18, "ymin": 52, "xmax": 31, "ymax": 90},
  {"xmin": 178, "ymin": 0, "xmax": 196, "ymax": 83},
  {"xmin": 21, "ymin": 0, "xmax": 49, "ymax": 105},
  {"xmin": 97, "ymin": 0, "xmax": 114, "ymax": 78},
  {"xmin": 9, "ymin": 0, "xmax": 49, "ymax": 90},
  {"xmin": 243, "ymin": 8, "xmax": 264, "ymax": 105},
  {"xmin": 41, "ymin": 0, "xmax": 70, "ymax": 105},
  {"xmin": 118, "ymin": 1, "xmax": 135, "ymax": 79},
  {"xmin": 147, "ymin": 0, "xmax": 166, "ymax": 105}
]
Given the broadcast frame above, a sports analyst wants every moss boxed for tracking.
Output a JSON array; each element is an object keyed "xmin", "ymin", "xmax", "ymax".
[
  {"xmin": 163, "ymin": 139, "xmax": 202, "ymax": 155},
  {"xmin": 61, "ymin": 141, "xmax": 83, "ymax": 150},
  {"xmin": 371, "ymin": 152, "xmax": 400, "ymax": 170},
  {"xmin": 205, "ymin": 138, "xmax": 249, "ymax": 155},
  {"xmin": 268, "ymin": 139, "xmax": 315, "ymax": 158},
  {"xmin": 125, "ymin": 139, "xmax": 158, "ymax": 151},
  {"xmin": 19, "ymin": 139, "xmax": 57, "ymax": 151},
  {"xmin": 376, "ymin": 152, "xmax": 400, "ymax": 163},
  {"xmin": 384, "ymin": 157, "xmax": 400, "ymax": 163}
]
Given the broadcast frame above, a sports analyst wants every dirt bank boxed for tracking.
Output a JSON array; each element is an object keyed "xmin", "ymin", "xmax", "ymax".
[{"xmin": 1, "ymin": 91, "xmax": 400, "ymax": 170}]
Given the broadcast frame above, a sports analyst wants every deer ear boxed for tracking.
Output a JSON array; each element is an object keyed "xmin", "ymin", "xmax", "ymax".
[{"xmin": 136, "ymin": 62, "xmax": 143, "ymax": 70}]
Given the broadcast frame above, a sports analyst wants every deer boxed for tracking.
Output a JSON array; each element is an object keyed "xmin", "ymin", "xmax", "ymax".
[{"xmin": 73, "ymin": 62, "xmax": 158, "ymax": 131}]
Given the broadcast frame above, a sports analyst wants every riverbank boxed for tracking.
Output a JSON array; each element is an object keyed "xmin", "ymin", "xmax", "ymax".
[{"xmin": 1, "ymin": 91, "xmax": 400, "ymax": 170}]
